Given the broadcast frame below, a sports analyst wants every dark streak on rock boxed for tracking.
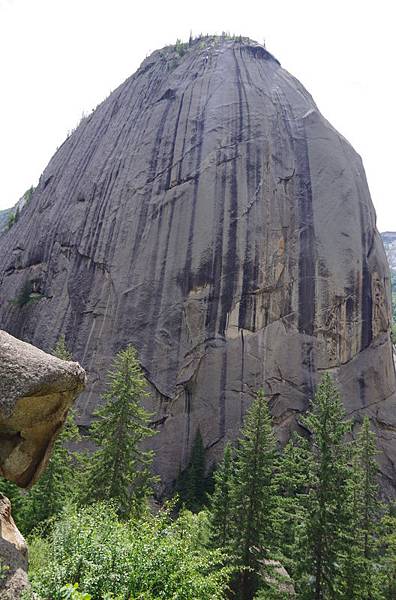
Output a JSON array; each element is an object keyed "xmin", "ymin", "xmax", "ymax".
[
  {"xmin": 219, "ymin": 346, "xmax": 227, "ymax": 438},
  {"xmin": 295, "ymin": 123, "xmax": 316, "ymax": 336},
  {"xmin": 360, "ymin": 208, "xmax": 373, "ymax": 350}
]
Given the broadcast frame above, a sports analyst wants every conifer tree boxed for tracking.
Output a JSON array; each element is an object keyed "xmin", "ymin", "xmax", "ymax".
[
  {"xmin": 53, "ymin": 334, "xmax": 72, "ymax": 360},
  {"xmin": 19, "ymin": 335, "xmax": 80, "ymax": 533},
  {"xmin": 83, "ymin": 345, "xmax": 157, "ymax": 519},
  {"xmin": 378, "ymin": 507, "xmax": 396, "ymax": 599},
  {"xmin": 342, "ymin": 416, "xmax": 381, "ymax": 599},
  {"xmin": 272, "ymin": 432, "xmax": 311, "ymax": 580},
  {"xmin": 175, "ymin": 429, "xmax": 207, "ymax": 512},
  {"xmin": 208, "ymin": 442, "xmax": 234, "ymax": 550},
  {"xmin": 230, "ymin": 389, "xmax": 278, "ymax": 600},
  {"xmin": 297, "ymin": 373, "xmax": 352, "ymax": 600}
]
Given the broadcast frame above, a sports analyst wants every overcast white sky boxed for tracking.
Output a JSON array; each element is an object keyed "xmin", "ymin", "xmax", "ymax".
[{"xmin": 0, "ymin": 0, "xmax": 395, "ymax": 230}]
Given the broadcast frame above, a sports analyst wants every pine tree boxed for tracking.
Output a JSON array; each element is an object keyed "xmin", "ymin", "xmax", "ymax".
[
  {"xmin": 208, "ymin": 442, "xmax": 234, "ymax": 550},
  {"xmin": 297, "ymin": 373, "xmax": 352, "ymax": 600},
  {"xmin": 342, "ymin": 417, "xmax": 381, "ymax": 599},
  {"xmin": 231, "ymin": 389, "xmax": 278, "ymax": 600},
  {"xmin": 175, "ymin": 429, "xmax": 207, "ymax": 512},
  {"xmin": 272, "ymin": 432, "xmax": 311, "ymax": 581},
  {"xmin": 83, "ymin": 345, "xmax": 157, "ymax": 519},
  {"xmin": 378, "ymin": 506, "xmax": 396, "ymax": 599},
  {"xmin": 52, "ymin": 334, "xmax": 72, "ymax": 360},
  {"xmin": 19, "ymin": 335, "xmax": 80, "ymax": 533},
  {"xmin": 357, "ymin": 418, "xmax": 380, "ymax": 563}
]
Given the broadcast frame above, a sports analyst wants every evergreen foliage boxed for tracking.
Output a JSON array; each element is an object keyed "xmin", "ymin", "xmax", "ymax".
[
  {"xmin": 208, "ymin": 390, "xmax": 278, "ymax": 600},
  {"xmin": 272, "ymin": 432, "xmax": 311, "ymax": 580},
  {"xmin": 378, "ymin": 507, "xmax": 396, "ymax": 598},
  {"xmin": 175, "ymin": 429, "xmax": 208, "ymax": 512},
  {"xmin": 208, "ymin": 442, "xmax": 234, "ymax": 551},
  {"xmin": 82, "ymin": 345, "xmax": 157, "ymax": 518},
  {"xmin": 341, "ymin": 416, "xmax": 381, "ymax": 598},
  {"xmin": 294, "ymin": 373, "xmax": 352, "ymax": 599},
  {"xmin": 2, "ymin": 352, "xmax": 392, "ymax": 599},
  {"xmin": 53, "ymin": 335, "xmax": 73, "ymax": 360},
  {"xmin": 231, "ymin": 390, "xmax": 278, "ymax": 600},
  {"xmin": 6, "ymin": 206, "xmax": 19, "ymax": 229}
]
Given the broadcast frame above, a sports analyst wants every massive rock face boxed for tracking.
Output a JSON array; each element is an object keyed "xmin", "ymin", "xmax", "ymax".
[
  {"xmin": 0, "ymin": 330, "xmax": 86, "ymax": 487},
  {"xmin": 0, "ymin": 37, "xmax": 394, "ymax": 490}
]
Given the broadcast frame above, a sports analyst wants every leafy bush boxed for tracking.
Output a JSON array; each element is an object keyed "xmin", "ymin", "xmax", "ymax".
[
  {"xmin": 28, "ymin": 502, "xmax": 230, "ymax": 600},
  {"xmin": 60, "ymin": 583, "xmax": 91, "ymax": 599}
]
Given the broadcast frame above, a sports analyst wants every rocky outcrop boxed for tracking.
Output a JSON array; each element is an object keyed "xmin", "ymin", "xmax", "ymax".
[
  {"xmin": 0, "ymin": 36, "xmax": 394, "ymax": 491},
  {"xmin": 0, "ymin": 494, "xmax": 28, "ymax": 599},
  {"xmin": 261, "ymin": 559, "xmax": 295, "ymax": 596},
  {"xmin": 0, "ymin": 330, "xmax": 86, "ymax": 487}
]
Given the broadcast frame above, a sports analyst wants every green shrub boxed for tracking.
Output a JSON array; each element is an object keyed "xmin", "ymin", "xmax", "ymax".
[
  {"xmin": 59, "ymin": 583, "xmax": 92, "ymax": 599},
  {"xmin": 28, "ymin": 503, "xmax": 230, "ymax": 600},
  {"xmin": 23, "ymin": 186, "xmax": 34, "ymax": 204},
  {"xmin": 6, "ymin": 208, "xmax": 18, "ymax": 229},
  {"xmin": 9, "ymin": 280, "xmax": 43, "ymax": 308},
  {"xmin": 175, "ymin": 38, "xmax": 188, "ymax": 57}
]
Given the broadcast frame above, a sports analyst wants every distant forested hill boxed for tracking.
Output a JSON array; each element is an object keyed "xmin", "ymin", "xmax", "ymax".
[
  {"xmin": 382, "ymin": 232, "xmax": 396, "ymax": 324},
  {"xmin": 0, "ymin": 208, "xmax": 11, "ymax": 233}
]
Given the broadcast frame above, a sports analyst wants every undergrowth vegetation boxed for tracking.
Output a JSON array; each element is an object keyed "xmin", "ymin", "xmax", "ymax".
[
  {"xmin": 1, "ymin": 338, "xmax": 396, "ymax": 599},
  {"xmin": 26, "ymin": 503, "xmax": 229, "ymax": 600}
]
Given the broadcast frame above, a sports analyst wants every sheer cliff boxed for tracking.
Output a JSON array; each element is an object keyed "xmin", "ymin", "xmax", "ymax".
[{"xmin": 0, "ymin": 37, "xmax": 395, "ymax": 490}]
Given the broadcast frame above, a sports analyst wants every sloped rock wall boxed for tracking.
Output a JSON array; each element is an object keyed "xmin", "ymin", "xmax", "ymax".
[{"xmin": 0, "ymin": 38, "xmax": 394, "ymax": 491}]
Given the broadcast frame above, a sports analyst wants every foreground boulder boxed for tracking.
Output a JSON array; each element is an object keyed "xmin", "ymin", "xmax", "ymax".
[
  {"xmin": 0, "ymin": 330, "xmax": 86, "ymax": 487},
  {"xmin": 0, "ymin": 494, "xmax": 28, "ymax": 599},
  {"xmin": 0, "ymin": 331, "xmax": 85, "ymax": 598},
  {"xmin": 0, "ymin": 36, "xmax": 395, "ymax": 491}
]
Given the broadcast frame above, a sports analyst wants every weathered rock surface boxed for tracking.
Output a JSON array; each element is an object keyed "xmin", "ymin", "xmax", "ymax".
[
  {"xmin": 0, "ymin": 494, "xmax": 28, "ymax": 599},
  {"xmin": 261, "ymin": 559, "xmax": 295, "ymax": 596},
  {"xmin": 0, "ymin": 330, "xmax": 86, "ymax": 487},
  {"xmin": 0, "ymin": 37, "xmax": 394, "ymax": 491}
]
